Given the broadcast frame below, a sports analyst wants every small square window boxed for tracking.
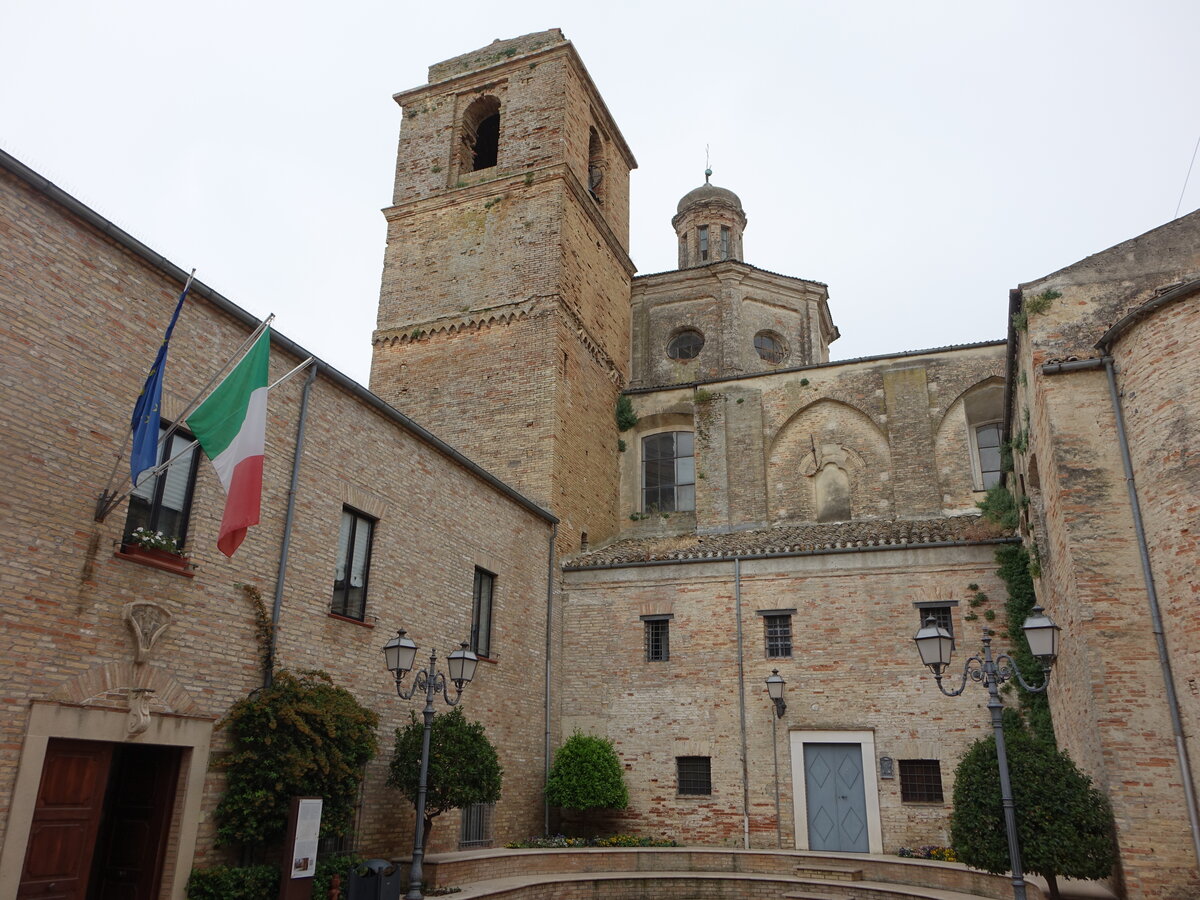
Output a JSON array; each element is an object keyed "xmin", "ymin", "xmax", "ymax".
[
  {"xmin": 331, "ymin": 508, "xmax": 375, "ymax": 620},
  {"xmin": 677, "ymin": 756, "xmax": 712, "ymax": 795},
  {"xmin": 916, "ymin": 604, "xmax": 955, "ymax": 649},
  {"xmin": 645, "ymin": 618, "xmax": 670, "ymax": 661},
  {"xmin": 899, "ymin": 759, "xmax": 944, "ymax": 803},
  {"xmin": 472, "ymin": 567, "xmax": 496, "ymax": 658},
  {"xmin": 764, "ymin": 614, "xmax": 792, "ymax": 658}
]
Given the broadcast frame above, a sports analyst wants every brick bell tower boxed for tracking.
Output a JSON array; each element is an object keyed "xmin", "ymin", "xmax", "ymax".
[{"xmin": 369, "ymin": 30, "xmax": 636, "ymax": 552}]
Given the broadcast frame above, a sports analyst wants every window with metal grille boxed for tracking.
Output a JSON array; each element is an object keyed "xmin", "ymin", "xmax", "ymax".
[
  {"xmin": 677, "ymin": 756, "xmax": 712, "ymax": 795},
  {"xmin": 899, "ymin": 759, "xmax": 944, "ymax": 803},
  {"xmin": 331, "ymin": 508, "xmax": 375, "ymax": 620},
  {"xmin": 124, "ymin": 423, "xmax": 199, "ymax": 550},
  {"xmin": 915, "ymin": 603, "xmax": 955, "ymax": 649},
  {"xmin": 459, "ymin": 802, "xmax": 493, "ymax": 848},
  {"xmin": 642, "ymin": 431, "xmax": 695, "ymax": 513},
  {"xmin": 764, "ymin": 614, "xmax": 793, "ymax": 658},
  {"xmin": 472, "ymin": 567, "xmax": 495, "ymax": 658},
  {"xmin": 644, "ymin": 617, "xmax": 670, "ymax": 661}
]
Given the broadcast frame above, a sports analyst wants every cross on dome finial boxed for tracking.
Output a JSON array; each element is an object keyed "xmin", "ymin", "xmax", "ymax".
[{"xmin": 705, "ymin": 167, "xmax": 712, "ymax": 184}]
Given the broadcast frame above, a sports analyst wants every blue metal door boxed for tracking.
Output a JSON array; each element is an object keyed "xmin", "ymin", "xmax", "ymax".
[{"xmin": 804, "ymin": 743, "xmax": 868, "ymax": 852}]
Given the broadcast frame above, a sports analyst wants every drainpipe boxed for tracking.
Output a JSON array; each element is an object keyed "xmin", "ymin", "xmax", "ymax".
[
  {"xmin": 1040, "ymin": 354, "xmax": 1200, "ymax": 867},
  {"xmin": 735, "ymin": 558, "xmax": 750, "ymax": 849},
  {"xmin": 266, "ymin": 363, "xmax": 318, "ymax": 688},
  {"xmin": 543, "ymin": 523, "xmax": 558, "ymax": 836}
]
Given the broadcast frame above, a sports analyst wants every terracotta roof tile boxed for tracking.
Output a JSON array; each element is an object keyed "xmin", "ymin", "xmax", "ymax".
[{"xmin": 566, "ymin": 516, "xmax": 1009, "ymax": 568}]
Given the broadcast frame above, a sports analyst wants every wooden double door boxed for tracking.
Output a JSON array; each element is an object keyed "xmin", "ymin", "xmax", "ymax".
[{"xmin": 18, "ymin": 739, "xmax": 181, "ymax": 900}]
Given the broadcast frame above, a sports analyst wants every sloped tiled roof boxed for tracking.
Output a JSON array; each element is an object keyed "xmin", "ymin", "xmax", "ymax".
[{"xmin": 565, "ymin": 516, "xmax": 1011, "ymax": 568}]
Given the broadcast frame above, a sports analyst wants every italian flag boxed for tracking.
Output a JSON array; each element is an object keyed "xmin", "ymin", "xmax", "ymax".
[{"xmin": 187, "ymin": 330, "xmax": 270, "ymax": 556}]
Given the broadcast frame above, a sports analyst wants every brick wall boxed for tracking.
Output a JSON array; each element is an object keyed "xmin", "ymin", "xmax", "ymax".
[{"xmin": 0, "ymin": 163, "xmax": 554, "ymax": 890}]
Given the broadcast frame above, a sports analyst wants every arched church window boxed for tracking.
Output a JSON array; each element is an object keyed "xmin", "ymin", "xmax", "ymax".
[
  {"xmin": 459, "ymin": 96, "xmax": 501, "ymax": 172},
  {"xmin": 754, "ymin": 331, "xmax": 787, "ymax": 364},
  {"xmin": 642, "ymin": 432, "xmax": 695, "ymax": 513},
  {"xmin": 963, "ymin": 381, "xmax": 1005, "ymax": 491},
  {"xmin": 667, "ymin": 330, "xmax": 704, "ymax": 361}
]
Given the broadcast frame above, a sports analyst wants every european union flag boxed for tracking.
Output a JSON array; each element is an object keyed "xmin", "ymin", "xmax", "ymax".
[{"xmin": 130, "ymin": 282, "xmax": 191, "ymax": 485}]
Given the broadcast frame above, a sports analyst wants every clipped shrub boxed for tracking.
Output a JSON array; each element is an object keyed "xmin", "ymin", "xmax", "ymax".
[
  {"xmin": 545, "ymin": 731, "xmax": 628, "ymax": 811},
  {"xmin": 187, "ymin": 864, "xmax": 277, "ymax": 899},
  {"xmin": 388, "ymin": 707, "xmax": 502, "ymax": 845},
  {"xmin": 215, "ymin": 670, "xmax": 379, "ymax": 850},
  {"xmin": 952, "ymin": 715, "xmax": 1114, "ymax": 900}
]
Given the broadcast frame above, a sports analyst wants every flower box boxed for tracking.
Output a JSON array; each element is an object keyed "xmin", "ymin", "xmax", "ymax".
[{"xmin": 116, "ymin": 542, "xmax": 195, "ymax": 577}]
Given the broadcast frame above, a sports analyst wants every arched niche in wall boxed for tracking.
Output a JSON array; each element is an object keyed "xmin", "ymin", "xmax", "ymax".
[
  {"xmin": 767, "ymin": 398, "xmax": 891, "ymax": 523},
  {"xmin": 814, "ymin": 463, "xmax": 851, "ymax": 522},
  {"xmin": 933, "ymin": 377, "xmax": 1005, "ymax": 512}
]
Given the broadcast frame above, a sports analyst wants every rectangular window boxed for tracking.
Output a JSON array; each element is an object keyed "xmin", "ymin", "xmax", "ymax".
[
  {"xmin": 644, "ymin": 616, "xmax": 670, "ymax": 661},
  {"xmin": 642, "ymin": 431, "xmax": 695, "ymax": 513},
  {"xmin": 915, "ymin": 602, "xmax": 956, "ymax": 649},
  {"xmin": 459, "ymin": 802, "xmax": 493, "ymax": 848},
  {"xmin": 764, "ymin": 614, "xmax": 793, "ymax": 658},
  {"xmin": 331, "ymin": 508, "xmax": 375, "ymax": 620},
  {"xmin": 973, "ymin": 422, "xmax": 1003, "ymax": 490},
  {"xmin": 677, "ymin": 756, "xmax": 712, "ymax": 795},
  {"xmin": 124, "ymin": 424, "xmax": 199, "ymax": 549},
  {"xmin": 720, "ymin": 225, "xmax": 730, "ymax": 259},
  {"xmin": 471, "ymin": 567, "xmax": 495, "ymax": 658},
  {"xmin": 698, "ymin": 225, "xmax": 709, "ymax": 261},
  {"xmin": 899, "ymin": 759, "xmax": 944, "ymax": 803}
]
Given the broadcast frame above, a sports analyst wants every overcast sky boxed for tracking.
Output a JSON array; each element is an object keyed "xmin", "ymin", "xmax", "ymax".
[{"xmin": 4, "ymin": 1, "xmax": 1198, "ymax": 384}]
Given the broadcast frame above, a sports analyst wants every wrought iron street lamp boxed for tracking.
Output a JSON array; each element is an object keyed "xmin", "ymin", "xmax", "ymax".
[
  {"xmin": 765, "ymin": 669, "xmax": 788, "ymax": 848},
  {"xmin": 383, "ymin": 630, "xmax": 479, "ymax": 900},
  {"xmin": 913, "ymin": 606, "xmax": 1061, "ymax": 900}
]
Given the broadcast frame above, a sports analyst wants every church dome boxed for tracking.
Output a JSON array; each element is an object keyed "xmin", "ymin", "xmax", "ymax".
[{"xmin": 676, "ymin": 182, "xmax": 744, "ymax": 215}]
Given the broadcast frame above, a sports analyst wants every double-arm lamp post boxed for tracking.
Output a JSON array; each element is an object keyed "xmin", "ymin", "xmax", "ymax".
[
  {"xmin": 913, "ymin": 606, "xmax": 1061, "ymax": 900},
  {"xmin": 383, "ymin": 630, "xmax": 479, "ymax": 900}
]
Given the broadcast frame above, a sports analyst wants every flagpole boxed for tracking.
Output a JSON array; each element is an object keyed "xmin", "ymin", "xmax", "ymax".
[
  {"xmin": 95, "ymin": 270, "xmax": 197, "ymax": 520},
  {"xmin": 156, "ymin": 313, "xmax": 275, "ymax": 454},
  {"xmin": 95, "ymin": 353, "xmax": 315, "ymax": 522}
]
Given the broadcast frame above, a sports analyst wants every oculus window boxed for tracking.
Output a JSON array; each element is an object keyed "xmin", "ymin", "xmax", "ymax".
[
  {"xmin": 754, "ymin": 330, "xmax": 787, "ymax": 364},
  {"xmin": 666, "ymin": 330, "xmax": 704, "ymax": 361}
]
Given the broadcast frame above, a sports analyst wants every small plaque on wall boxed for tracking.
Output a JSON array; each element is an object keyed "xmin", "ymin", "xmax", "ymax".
[{"xmin": 880, "ymin": 756, "xmax": 895, "ymax": 779}]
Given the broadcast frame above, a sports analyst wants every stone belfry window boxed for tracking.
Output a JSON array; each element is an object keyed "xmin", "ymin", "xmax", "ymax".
[
  {"xmin": 588, "ymin": 126, "xmax": 605, "ymax": 203},
  {"xmin": 459, "ymin": 95, "xmax": 501, "ymax": 172},
  {"xmin": 698, "ymin": 225, "xmax": 709, "ymax": 261}
]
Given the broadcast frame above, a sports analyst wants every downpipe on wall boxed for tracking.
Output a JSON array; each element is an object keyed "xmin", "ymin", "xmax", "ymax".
[
  {"xmin": 735, "ymin": 558, "xmax": 750, "ymax": 849},
  {"xmin": 1040, "ymin": 354, "xmax": 1200, "ymax": 869}
]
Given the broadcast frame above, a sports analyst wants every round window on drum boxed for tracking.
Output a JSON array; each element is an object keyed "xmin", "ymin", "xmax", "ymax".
[
  {"xmin": 667, "ymin": 330, "xmax": 705, "ymax": 361},
  {"xmin": 754, "ymin": 330, "xmax": 787, "ymax": 364}
]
